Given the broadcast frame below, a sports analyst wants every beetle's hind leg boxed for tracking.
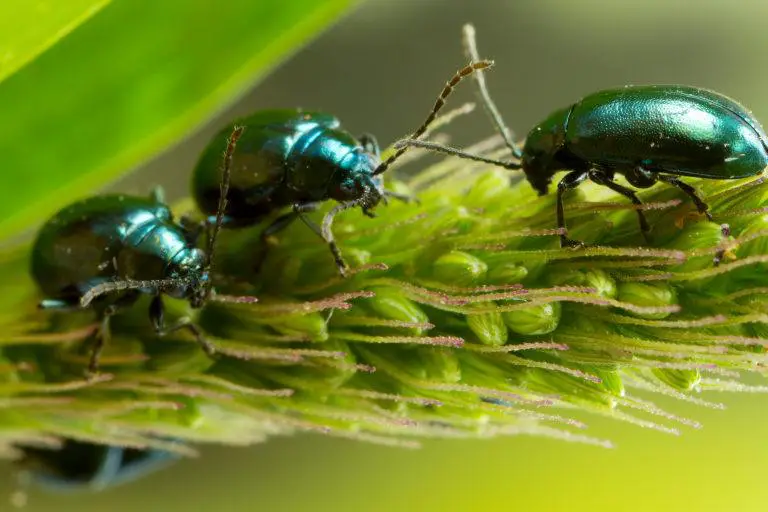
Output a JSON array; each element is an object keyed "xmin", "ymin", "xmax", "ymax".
[
  {"xmin": 556, "ymin": 170, "xmax": 589, "ymax": 247},
  {"xmin": 149, "ymin": 295, "xmax": 216, "ymax": 357},
  {"xmin": 656, "ymin": 174, "xmax": 712, "ymax": 220},
  {"xmin": 656, "ymin": 174, "xmax": 729, "ymax": 266},
  {"xmin": 588, "ymin": 169, "xmax": 652, "ymax": 243},
  {"xmin": 253, "ymin": 203, "xmax": 324, "ymax": 273}
]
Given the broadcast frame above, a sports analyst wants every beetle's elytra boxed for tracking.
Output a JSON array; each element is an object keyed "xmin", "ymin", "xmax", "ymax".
[
  {"xmin": 191, "ymin": 61, "xmax": 495, "ymax": 277},
  {"xmin": 397, "ymin": 25, "xmax": 767, "ymax": 263}
]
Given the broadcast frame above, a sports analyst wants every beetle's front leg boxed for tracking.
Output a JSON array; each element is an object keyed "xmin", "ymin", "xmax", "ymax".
[
  {"xmin": 149, "ymin": 295, "xmax": 216, "ymax": 357},
  {"xmin": 294, "ymin": 202, "xmax": 350, "ymax": 276},
  {"xmin": 556, "ymin": 170, "xmax": 589, "ymax": 247},
  {"xmin": 85, "ymin": 305, "xmax": 117, "ymax": 377}
]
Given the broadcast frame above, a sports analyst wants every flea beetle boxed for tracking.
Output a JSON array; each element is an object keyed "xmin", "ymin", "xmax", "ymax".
[
  {"xmin": 17, "ymin": 440, "xmax": 179, "ymax": 494},
  {"xmin": 31, "ymin": 126, "xmax": 252, "ymax": 374},
  {"xmin": 398, "ymin": 25, "xmax": 767, "ymax": 257},
  {"xmin": 192, "ymin": 61, "xmax": 493, "ymax": 276}
]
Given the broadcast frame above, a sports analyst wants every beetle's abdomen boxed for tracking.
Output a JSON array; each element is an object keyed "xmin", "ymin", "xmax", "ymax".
[{"xmin": 564, "ymin": 86, "xmax": 768, "ymax": 179}]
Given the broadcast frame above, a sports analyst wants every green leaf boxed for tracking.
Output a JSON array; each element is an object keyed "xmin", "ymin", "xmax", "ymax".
[
  {"xmin": 0, "ymin": 0, "xmax": 110, "ymax": 85},
  {"xmin": 0, "ymin": 0, "xmax": 354, "ymax": 242}
]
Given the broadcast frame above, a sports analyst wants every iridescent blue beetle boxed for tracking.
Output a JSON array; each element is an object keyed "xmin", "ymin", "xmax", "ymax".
[
  {"xmin": 16, "ymin": 440, "xmax": 180, "ymax": 496},
  {"xmin": 191, "ymin": 61, "xmax": 493, "ymax": 276},
  {"xmin": 398, "ymin": 25, "xmax": 767, "ymax": 263},
  {"xmin": 31, "ymin": 126, "xmax": 252, "ymax": 374}
]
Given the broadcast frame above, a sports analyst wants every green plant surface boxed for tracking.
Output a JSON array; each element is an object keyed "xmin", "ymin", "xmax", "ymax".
[
  {"xmin": 0, "ymin": 0, "xmax": 110, "ymax": 85},
  {"xmin": 4, "ymin": 132, "xmax": 768, "ymax": 455},
  {"xmin": 0, "ymin": 0, "xmax": 355, "ymax": 242}
]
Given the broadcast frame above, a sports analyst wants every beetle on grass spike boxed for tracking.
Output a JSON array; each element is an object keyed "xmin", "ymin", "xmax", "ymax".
[
  {"xmin": 191, "ymin": 61, "xmax": 494, "ymax": 277},
  {"xmin": 396, "ymin": 25, "xmax": 767, "ymax": 264},
  {"xmin": 16, "ymin": 440, "xmax": 180, "ymax": 498},
  {"xmin": 31, "ymin": 126, "xmax": 254, "ymax": 376}
]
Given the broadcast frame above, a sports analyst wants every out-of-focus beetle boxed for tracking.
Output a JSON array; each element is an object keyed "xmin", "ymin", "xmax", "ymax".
[
  {"xmin": 30, "ymin": 126, "xmax": 254, "ymax": 374},
  {"xmin": 397, "ymin": 25, "xmax": 765, "ymax": 261},
  {"xmin": 191, "ymin": 61, "xmax": 494, "ymax": 276},
  {"xmin": 16, "ymin": 440, "xmax": 180, "ymax": 496}
]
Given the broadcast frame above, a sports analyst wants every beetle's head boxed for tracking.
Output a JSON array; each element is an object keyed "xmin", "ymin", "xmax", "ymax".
[
  {"xmin": 520, "ymin": 106, "xmax": 570, "ymax": 196},
  {"xmin": 522, "ymin": 150, "xmax": 555, "ymax": 196},
  {"xmin": 329, "ymin": 150, "xmax": 384, "ymax": 211}
]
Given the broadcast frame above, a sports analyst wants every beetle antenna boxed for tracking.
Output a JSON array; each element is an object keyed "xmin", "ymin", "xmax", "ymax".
[
  {"xmin": 462, "ymin": 24, "xmax": 523, "ymax": 160},
  {"xmin": 373, "ymin": 60, "xmax": 494, "ymax": 176},
  {"xmin": 203, "ymin": 125, "xmax": 244, "ymax": 296},
  {"xmin": 80, "ymin": 278, "xmax": 189, "ymax": 308},
  {"xmin": 393, "ymin": 138, "xmax": 522, "ymax": 170}
]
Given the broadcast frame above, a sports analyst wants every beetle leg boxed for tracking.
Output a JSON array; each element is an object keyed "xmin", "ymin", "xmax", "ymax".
[
  {"xmin": 295, "ymin": 202, "xmax": 352, "ymax": 276},
  {"xmin": 656, "ymin": 175, "xmax": 712, "ymax": 221},
  {"xmin": 294, "ymin": 202, "xmax": 323, "ymax": 236},
  {"xmin": 588, "ymin": 170, "xmax": 651, "ymax": 242},
  {"xmin": 252, "ymin": 203, "xmax": 323, "ymax": 272},
  {"xmin": 658, "ymin": 175, "xmax": 730, "ymax": 266},
  {"xmin": 38, "ymin": 298, "xmax": 115, "ymax": 376},
  {"xmin": 178, "ymin": 215, "xmax": 207, "ymax": 245},
  {"xmin": 383, "ymin": 190, "xmax": 421, "ymax": 205},
  {"xmin": 149, "ymin": 295, "xmax": 216, "ymax": 357},
  {"xmin": 149, "ymin": 186, "xmax": 166, "ymax": 204},
  {"xmin": 86, "ymin": 305, "xmax": 116, "ymax": 377},
  {"xmin": 556, "ymin": 170, "xmax": 589, "ymax": 247},
  {"xmin": 358, "ymin": 133, "xmax": 380, "ymax": 156}
]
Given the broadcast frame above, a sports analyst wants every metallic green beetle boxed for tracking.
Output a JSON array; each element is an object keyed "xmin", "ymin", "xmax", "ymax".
[{"xmin": 398, "ymin": 25, "xmax": 768, "ymax": 259}]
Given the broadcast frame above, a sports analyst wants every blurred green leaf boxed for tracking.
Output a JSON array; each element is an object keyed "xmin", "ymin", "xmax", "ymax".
[
  {"xmin": 0, "ymin": 0, "xmax": 110, "ymax": 84},
  {"xmin": 0, "ymin": 0, "xmax": 354, "ymax": 242}
]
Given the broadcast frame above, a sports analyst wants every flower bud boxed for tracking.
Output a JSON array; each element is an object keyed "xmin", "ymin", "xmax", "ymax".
[
  {"xmin": 432, "ymin": 250, "xmax": 488, "ymax": 286},
  {"xmin": 503, "ymin": 302, "xmax": 561, "ymax": 335},
  {"xmin": 487, "ymin": 262, "xmax": 528, "ymax": 285},
  {"xmin": 365, "ymin": 287, "xmax": 429, "ymax": 335},
  {"xmin": 652, "ymin": 368, "xmax": 701, "ymax": 392},
  {"xmin": 467, "ymin": 311, "xmax": 508, "ymax": 346},
  {"xmin": 547, "ymin": 268, "xmax": 616, "ymax": 298},
  {"xmin": 617, "ymin": 282, "xmax": 678, "ymax": 319}
]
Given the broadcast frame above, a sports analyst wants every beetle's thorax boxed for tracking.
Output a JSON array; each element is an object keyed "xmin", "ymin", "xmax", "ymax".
[
  {"xmin": 522, "ymin": 106, "xmax": 572, "ymax": 195},
  {"xmin": 286, "ymin": 127, "xmax": 375, "ymax": 201}
]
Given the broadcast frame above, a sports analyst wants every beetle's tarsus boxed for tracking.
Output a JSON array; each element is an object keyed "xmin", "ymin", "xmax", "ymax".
[{"xmin": 560, "ymin": 236, "xmax": 586, "ymax": 249}]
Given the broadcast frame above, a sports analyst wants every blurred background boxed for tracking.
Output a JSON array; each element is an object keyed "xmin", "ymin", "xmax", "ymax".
[{"xmin": 4, "ymin": 0, "xmax": 768, "ymax": 510}]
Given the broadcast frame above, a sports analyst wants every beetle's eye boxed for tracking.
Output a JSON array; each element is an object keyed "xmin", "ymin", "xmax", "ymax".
[{"xmin": 340, "ymin": 182, "xmax": 356, "ymax": 195}]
